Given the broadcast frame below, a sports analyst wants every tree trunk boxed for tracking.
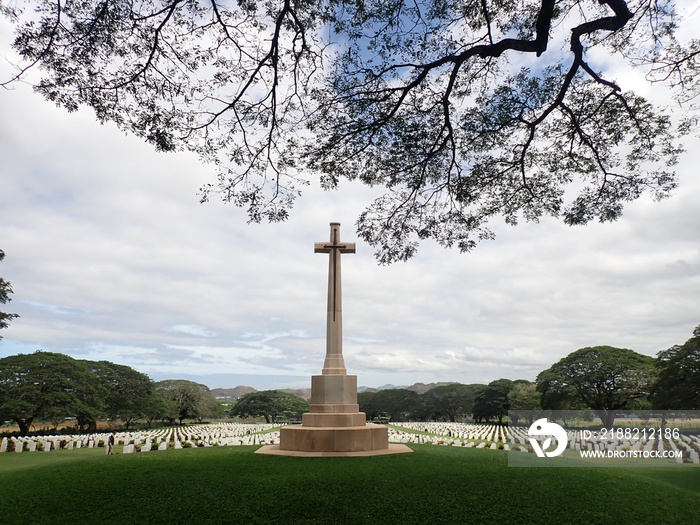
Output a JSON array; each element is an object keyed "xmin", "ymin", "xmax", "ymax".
[
  {"xmin": 598, "ymin": 410, "xmax": 617, "ymax": 428},
  {"xmin": 15, "ymin": 417, "xmax": 32, "ymax": 436}
]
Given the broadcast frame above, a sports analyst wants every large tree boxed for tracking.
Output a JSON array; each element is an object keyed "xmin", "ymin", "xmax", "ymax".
[
  {"xmin": 358, "ymin": 388, "xmax": 420, "ymax": 421},
  {"xmin": 85, "ymin": 360, "xmax": 155, "ymax": 429},
  {"xmin": 420, "ymin": 383, "xmax": 485, "ymax": 422},
  {"xmin": 2, "ymin": 1, "xmax": 696, "ymax": 262},
  {"xmin": 536, "ymin": 345, "xmax": 655, "ymax": 426},
  {"xmin": 507, "ymin": 381, "xmax": 542, "ymax": 424},
  {"xmin": 155, "ymin": 379, "xmax": 219, "ymax": 424},
  {"xmin": 472, "ymin": 378, "xmax": 516, "ymax": 423},
  {"xmin": 231, "ymin": 390, "xmax": 309, "ymax": 423},
  {"xmin": 0, "ymin": 249, "xmax": 19, "ymax": 338},
  {"xmin": 0, "ymin": 351, "xmax": 105, "ymax": 435},
  {"xmin": 652, "ymin": 325, "xmax": 700, "ymax": 409}
]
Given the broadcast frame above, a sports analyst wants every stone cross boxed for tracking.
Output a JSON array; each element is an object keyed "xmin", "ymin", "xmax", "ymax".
[{"xmin": 315, "ymin": 222, "xmax": 355, "ymax": 375}]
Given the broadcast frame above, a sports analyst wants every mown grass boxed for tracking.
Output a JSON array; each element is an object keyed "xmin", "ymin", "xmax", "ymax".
[{"xmin": 0, "ymin": 445, "xmax": 698, "ymax": 524}]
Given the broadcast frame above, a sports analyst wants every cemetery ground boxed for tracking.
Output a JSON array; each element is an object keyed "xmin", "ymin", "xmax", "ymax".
[{"xmin": 1, "ymin": 441, "xmax": 698, "ymax": 524}]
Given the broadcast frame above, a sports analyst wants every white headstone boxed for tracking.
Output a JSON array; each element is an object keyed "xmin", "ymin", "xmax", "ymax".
[{"xmin": 0, "ymin": 437, "xmax": 7, "ymax": 452}]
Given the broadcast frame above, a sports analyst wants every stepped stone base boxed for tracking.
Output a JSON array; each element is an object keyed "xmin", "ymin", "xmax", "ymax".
[
  {"xmin": 256, "ymin": 442, "xmax": 413, "ymax": 457},
  {"xmin": 255, "ymin": 373, "xmax": 413, "ymax": 457},
  {"xmin": 278, "ymin": 423, "xmax": 388, "ymax": 453}
]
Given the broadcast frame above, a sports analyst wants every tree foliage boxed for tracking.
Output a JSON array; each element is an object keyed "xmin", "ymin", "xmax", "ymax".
[
  {"xmin": 536, "ymin": 345, "xmax": 655, "ymax": 426},
  {"xmin": 2, "ymin": 1, "xmax": 697, "ymax": 262},
  {"xmin": 0, "ymin": 351, "xmax": 209, "ymax": 434},
  {"xmin": 652, "ymin": 325, "xmax": 700, "ymax": 409},
  {"xmin": 0, "ymin": 249, "xmax": 19, "ymax": 338},
  {"xmin": 507, "ymin": 382, "xmax": 542, "ymax": 424},
  {"xmin": 472, "ymin": 378, "xmax": 516, "ymax": 423},
  {"xmin": 420, "ymin": 383, "xmax": 485, "ymax": 422},
  {"xmin": 0, "ymin": 351, "xmax": 104, "ymax": 435},
  {"xmin": 85, "ymin": 360, "xmax": 155, "ymax": 429},
  {"xmin": 155, "ymin": 379, "xmax": 220, "ymax": 424},
  {"xmin": 358, "ymin": 388, "xmax": 420, "ymax": 421},
  {"xmin": 231, "ymin": 390, "xmax": 309, "ymax": 423}
]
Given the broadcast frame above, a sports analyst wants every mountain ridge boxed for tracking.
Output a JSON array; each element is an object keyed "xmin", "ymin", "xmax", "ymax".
[{"xmin": 212, "ymin": 382, "xmax": 457, "ymax": 399}]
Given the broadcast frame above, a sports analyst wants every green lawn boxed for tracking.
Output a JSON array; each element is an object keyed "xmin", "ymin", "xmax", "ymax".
[{"xmin": 0, "ymin": 445, "xmax": 697, "ymax": 524}]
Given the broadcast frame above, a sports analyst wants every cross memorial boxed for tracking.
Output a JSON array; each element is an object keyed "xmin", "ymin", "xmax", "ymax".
[
  {"xmin": 314, "ymin": 222, "xmax": 355, "ymax": 375},
  {"xmin": 256, "ymin": 222, "xmax": 411, "ymax": 456}
]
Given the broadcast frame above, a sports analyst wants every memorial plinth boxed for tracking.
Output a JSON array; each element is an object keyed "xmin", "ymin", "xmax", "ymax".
[{"xmin": 256, "ymin": 223, "xmax": 412, "ymax": 457}]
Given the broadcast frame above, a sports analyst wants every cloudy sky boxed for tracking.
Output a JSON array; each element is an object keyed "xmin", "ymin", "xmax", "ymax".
[{"xmin": 1, "ymin": 5, "xmax": 699, "ymax": 390}]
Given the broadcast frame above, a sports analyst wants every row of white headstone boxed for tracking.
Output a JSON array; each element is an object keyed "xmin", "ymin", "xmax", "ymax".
[
  {"xmin": 2, "ymin": 421, "xmax": 512, "ymax": 454},
  {"xmin": 388, "ymin": 422, "xmax": 511, "ymax": 450},
  {"xmin": 6, "ymin": 420, "xmax": 695, "ymax": 461},
  {"xmin": 0, "ymin": 422, "xmax": 282, "ymax": 454}
]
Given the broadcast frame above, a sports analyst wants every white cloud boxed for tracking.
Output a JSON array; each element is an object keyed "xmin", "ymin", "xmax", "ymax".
[
  {"xmin": 168, "ymin": 325, "xmax": 218, "ymax": 338},
  {"xmin": 1, "ymin": 10, "xmax": 699, "ymax": 390}
]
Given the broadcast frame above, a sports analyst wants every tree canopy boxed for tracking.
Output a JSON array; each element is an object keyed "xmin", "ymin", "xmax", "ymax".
[
  {"xmin": 358, "ymin": 388, "xmax": 420, "ymax": 421},
  {"xmin": 0, "ymin": 351, "xmax": 104, "ymax": 435},
  {"xmin": 231, "ymin": 390, "xmax": 309, "ymax": 423},
  {"xmin": 155, "ymin": 379, "xmax": 221, "ymax": 424},
  {"xmin": 0, "ymin": 351, "xmax": 221, "ymax": 434},
  {"xmin": 0, "ymin": 249, "xmax": 19, "ymax": 338},
  {"xmin": 472, "ymin": 378, "xmax": 517, "ymax": 423},
  {"xmin": 420, "ymin": 383, "xmax": 485, "ymax": 422},
  {"xmin": 652, "ymin": 325, "xmax": 700, "ymax": 409},
  {"xmin": 85, "ymin": 360, "xmax": 155, "ymax": 429},
  {"xmin": 2, "ymin": 1, "xmax": 697, "ymax": 262},
  {"xmin": 536, "ymin": 345, "xmax": 656, "ymax": 426}
]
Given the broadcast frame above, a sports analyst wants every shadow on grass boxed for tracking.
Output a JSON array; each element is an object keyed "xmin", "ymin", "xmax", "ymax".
[{"xmin": 1, "ymin": 445, "xmax": 697, "ymax": 524}]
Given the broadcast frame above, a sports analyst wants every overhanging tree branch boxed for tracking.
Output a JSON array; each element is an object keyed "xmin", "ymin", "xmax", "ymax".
[{"xmin": 0, "ymin": 0, "xmax": 694, "ymax": 261}]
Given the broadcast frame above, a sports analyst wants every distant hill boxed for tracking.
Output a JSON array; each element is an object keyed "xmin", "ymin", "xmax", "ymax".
[
  {"xmin": 213, "ymin": 382, "xmax": 457, "ymax": 399},
  {"xmin": 358, "ymin": 382, "xmax": 456, "ymax": 394},
  {"xmin": 280, "ymin": 388, "xmax": 312, "ymax": 401},
  {"xmin": 211, "ymin": 386, "xmax": 257, "ymax": 399},
  {"xmin": 406, "ymin": 382, "xmax": 456, "ymax": 394}
]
